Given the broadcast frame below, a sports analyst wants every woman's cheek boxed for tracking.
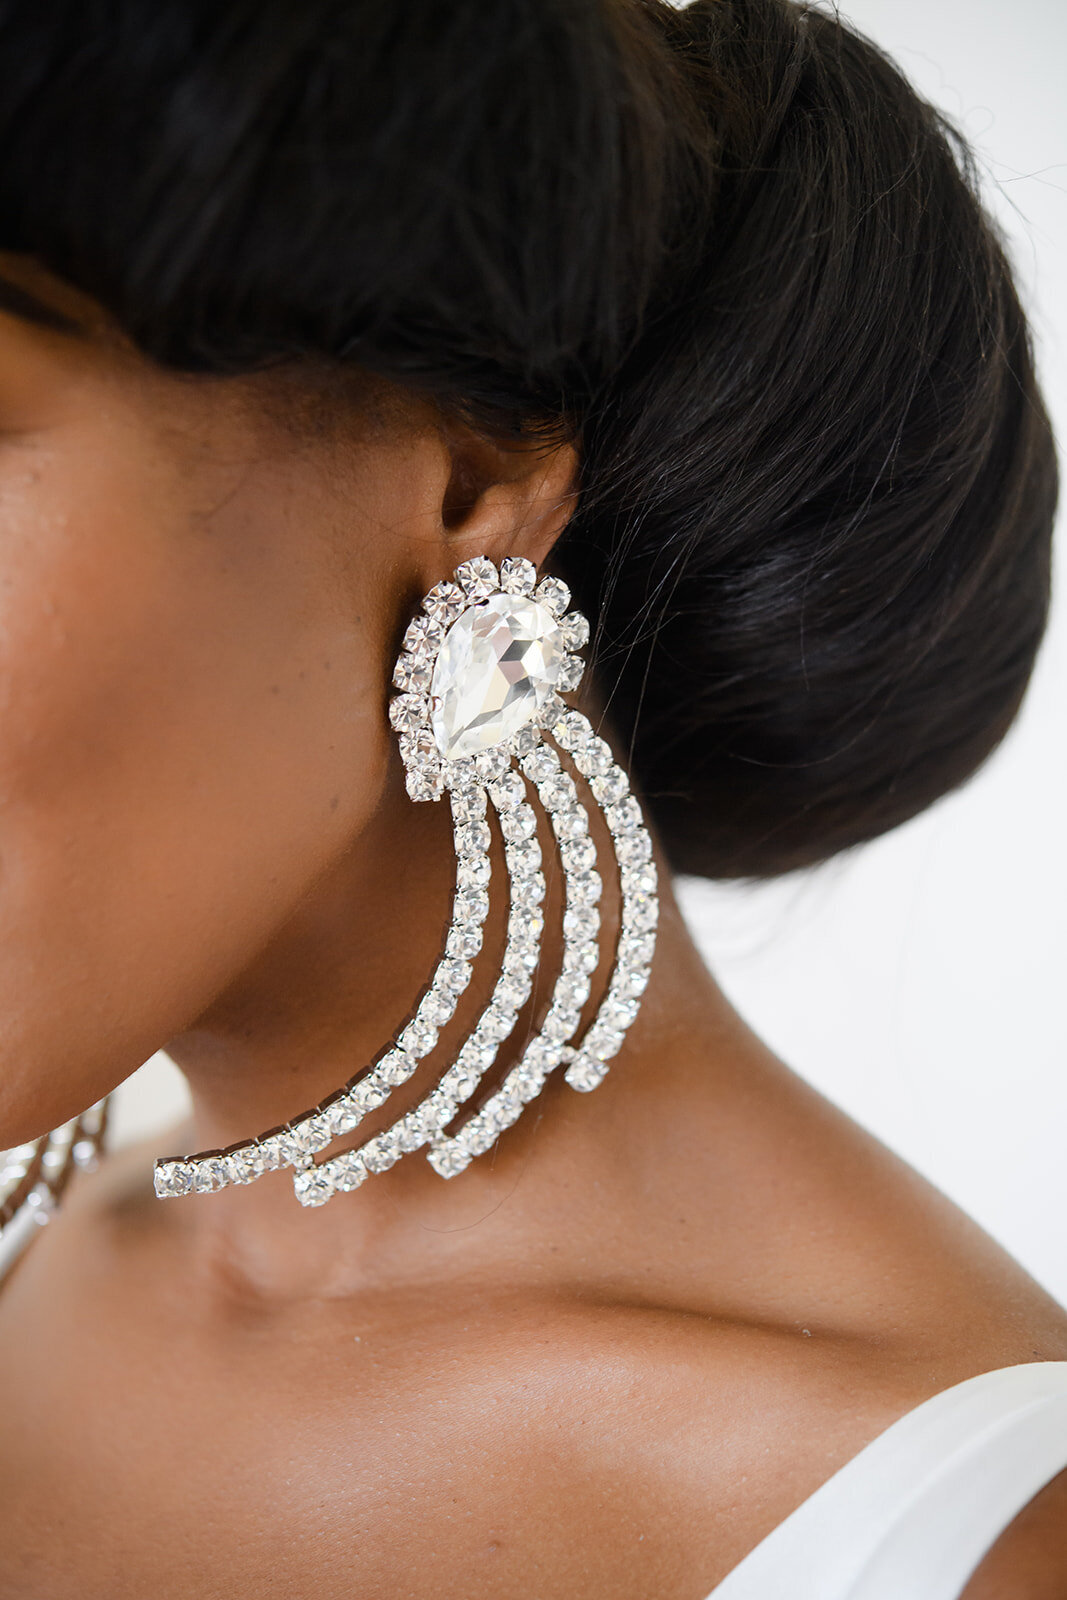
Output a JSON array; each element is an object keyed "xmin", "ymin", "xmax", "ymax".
[{"xmin": 0, "ymin": 419, "xmax": 385, "ymax": 1144}]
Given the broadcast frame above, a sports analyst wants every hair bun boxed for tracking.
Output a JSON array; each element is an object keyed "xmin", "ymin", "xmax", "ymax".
[{"xmin": 556, "ymin": 0, "xmax": 1056, "ymax": 876}]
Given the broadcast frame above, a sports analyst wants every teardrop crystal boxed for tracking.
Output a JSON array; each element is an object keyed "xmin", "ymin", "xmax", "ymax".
[{"xmin": 431, "ymin": 595, "xmax": 565, "ymax": 760}]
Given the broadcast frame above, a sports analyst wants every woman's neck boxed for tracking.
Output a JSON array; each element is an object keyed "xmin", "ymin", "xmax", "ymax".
[{"xmin": 155, "ymin": 782, "xmax": 731, "ymax": 1303}]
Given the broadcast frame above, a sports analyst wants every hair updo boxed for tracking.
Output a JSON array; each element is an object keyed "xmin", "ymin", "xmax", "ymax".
[{"xmin": 0, "ymin": 0, "xmax": 1055, "ymax": 876}]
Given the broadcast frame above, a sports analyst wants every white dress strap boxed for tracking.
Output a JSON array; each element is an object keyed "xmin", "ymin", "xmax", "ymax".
[{"xmin": 707, "ymin": 1361, "xmax": 1067, "ymax": 1600}]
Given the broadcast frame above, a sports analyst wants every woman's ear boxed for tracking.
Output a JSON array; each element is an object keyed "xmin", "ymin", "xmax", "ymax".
[{"xmin": 438, "ymin": 420, "xmax": 579, "ymax": 576}]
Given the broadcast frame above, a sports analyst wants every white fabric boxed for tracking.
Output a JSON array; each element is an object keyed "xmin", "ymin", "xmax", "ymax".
[{"xmin": 707, "ymin": 1362, "xmax": 1067, "ymax": 1599}]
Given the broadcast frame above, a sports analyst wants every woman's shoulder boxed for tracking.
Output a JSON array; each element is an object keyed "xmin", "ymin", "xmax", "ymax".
[
  {"xmin": 387, "ymin": 1273, "xmax": 1066, "ymax": 1598},
  {"xmin": 553, "ymin": 1020, "xmax": 1067, "ymax": 1595},
  {"xmin": 619, "ymin": 1007, "xmax": 1067, "ymax": 1355}
]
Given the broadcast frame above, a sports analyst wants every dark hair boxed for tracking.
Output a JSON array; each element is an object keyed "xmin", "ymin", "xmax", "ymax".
[{"xmin": 0, "ymin": 0, "xmax": 1055, "ymax": 876}]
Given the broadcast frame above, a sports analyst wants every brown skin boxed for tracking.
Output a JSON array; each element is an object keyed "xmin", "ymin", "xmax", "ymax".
[{"xmin": 0, "ymin": 256, "xmax": 1065, "ymax": 1599}]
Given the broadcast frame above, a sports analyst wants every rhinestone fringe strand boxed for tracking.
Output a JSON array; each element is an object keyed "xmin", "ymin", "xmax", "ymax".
[{"xmin": 1, "ymin": 1098, "xmax": 111, "ymax": 1263}]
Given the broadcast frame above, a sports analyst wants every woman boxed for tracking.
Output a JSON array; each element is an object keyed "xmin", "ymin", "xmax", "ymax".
[{"xmin": 0, "ymin": 0, "xmax": 1064, "ymax": 1595}]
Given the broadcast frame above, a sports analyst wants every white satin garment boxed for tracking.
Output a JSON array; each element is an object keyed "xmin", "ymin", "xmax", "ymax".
[{"xmin": 706, "ymin": 1361, "xmax": 1067, "ymax": 1599}]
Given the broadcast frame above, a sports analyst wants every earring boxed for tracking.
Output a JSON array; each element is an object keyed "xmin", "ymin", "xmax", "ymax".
[
  {"xmin": 153, "ymin": 556, "xmax": 658, "ymax": 1205},
  {"xmin": 0, "ymin": 1097, "xmax": 111, "ymax": 1268}
]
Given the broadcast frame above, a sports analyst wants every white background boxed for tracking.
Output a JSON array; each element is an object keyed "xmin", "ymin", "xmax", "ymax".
[{"xmin": 115, "ymin": 0, "xmax": 1067, "ymax": 1304}]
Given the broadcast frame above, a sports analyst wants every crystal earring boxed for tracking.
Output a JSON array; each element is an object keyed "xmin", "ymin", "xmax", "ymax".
[
  {"xmin": 153, "ymin": 556, "xmax": 658, "ymax": 1205},
  {"xmin": 0, "ymin": 1098, "xmax": 111, "ymax": 1267}
]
